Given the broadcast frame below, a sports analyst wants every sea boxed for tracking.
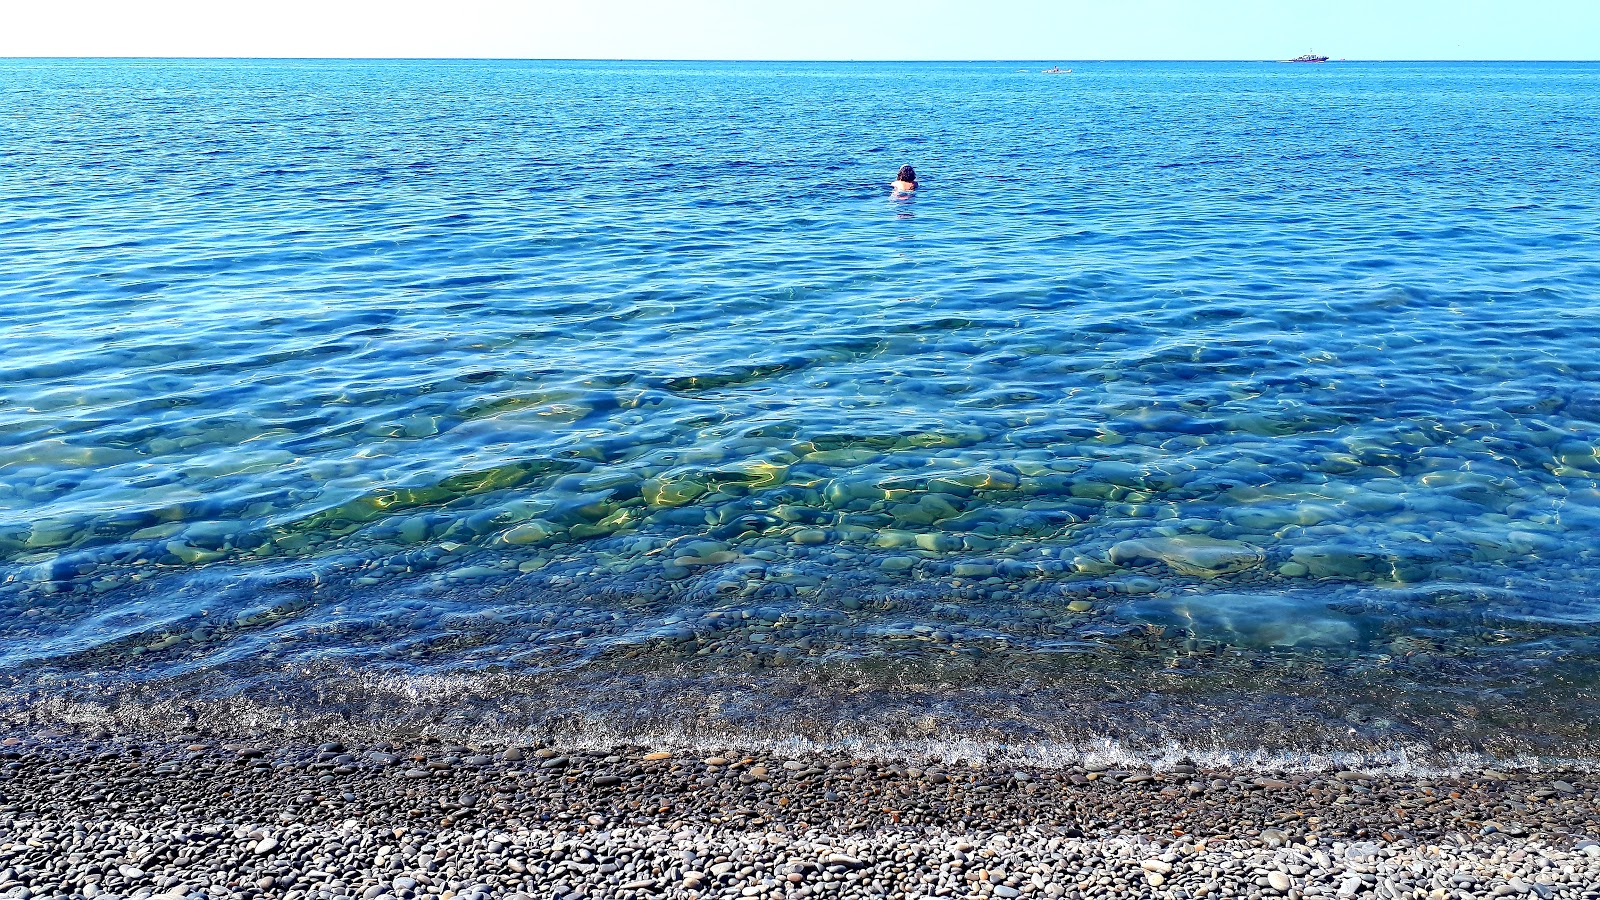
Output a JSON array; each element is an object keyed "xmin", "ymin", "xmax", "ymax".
[{"xmin": 4, "ymin": 59, "xmax": 1599, "ymax": 770}]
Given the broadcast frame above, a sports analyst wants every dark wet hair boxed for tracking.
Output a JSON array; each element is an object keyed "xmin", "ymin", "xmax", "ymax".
[{"xmin": 897, "ymin": 165, "xmax": 917, "ymax": 183}]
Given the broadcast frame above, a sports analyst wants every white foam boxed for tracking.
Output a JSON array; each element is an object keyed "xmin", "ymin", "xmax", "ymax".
[{"xmin": 12, "ymin": 674, "xmax": 1596, "ymax": 777}]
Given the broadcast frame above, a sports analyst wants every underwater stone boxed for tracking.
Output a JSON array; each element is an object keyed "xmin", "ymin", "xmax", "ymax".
[
  {"xmin": 802, "ymin": 448, "xmax": 879, "ymax": 466},
  {"xmin": 130, "ymin": 522, "xmax": 186, "ymax": 541},
  {"xmin": 822, "ymin": 478, "xmax": 888, "ymax": 508},
  {"xmin": 1346, "ymin": 492, "xmax": 1405, "ymax": 514},
  {"xmin": 1071, "ymin": 556, "xmax": 1115, "ymax": 575},
  {"xmin": 1289, "ymin": 544, "xmax": 1379, "ymax": 578},
  {"xmin": 879, "ymin": 556, "xmax": 916, "ymax": 573},
  {"xmin": 594, "ymin": 506, "xmax": 640, "ymax": 530},
  {"xmin": 501, "ymin": 520, "xmax": 559, "ymax": 545},
  {"xmin": 573, "ymin": 470, "xmax": 644, "ymax": 495},
  {"xmin": 675, "ymin": 548, "xmax": 738, "ymax": 567},
  {"xmin": 1108, "ymin": 535, "xmax": 1263, "ymax": 578},
  {"xmin": 873, "ymin": 530, "xmax": 917, "ymax": 549},
  {"xmin": 641, "ymin": 475, "xmax": 706, "ymax": 508},
  {"xmin": 889, "ymin": 493, "xmax": 963, "ymax": 526},
  {"xmin": 1506, "ymin": 530, "xmax": 1562, "ymax": 554},
  {"xmin": 182, "ymin": 521, "xmax": 239, "ymax": 548},
  {"xmin": 273, "ymin": 534, "xmax": 311, "ymax": 551},
  {"xmin": 938, "ymin": 467, "xmax": 1021, "ymax": 493},
  {"xmin": 1069, "ymin": 480, "xmax": 1120, "ymax": 500},
  {"xmin": 725, "ymin": 459, "xmax": 790, "ymax": 487},
  {"xmin": 25, "ymin": 520, "xmax": 80, "ymax": 550},
  {"xmin": 396, "ymin": 517, "xmax": 431, "ymax": 543},
  {"xmin": 1554, "ymin": 442, "xmax": 1600, "ymax": 472},
  {"xmin": 166, "ymin": 542, "xmax": 225, "ymax": 564},
  {"xmin": 834, "ymin": 524, "xmax": 876, "ymax": 541},
  {"xmin": 572, "ymin": 497, "xmax": 619, "ymax": 521},
  {"xmin": 1117, "ymin": 577, "xmax": 1162, "ymax": 594},
  {"xmin": 770, "ymin": 504, "xmax": 815, "ymax": 523},
  {"xmin": 791, "ymin": 529, "xmax": 828, "ymax": 545},
  {"xmin": 1227, "ymin": 505, "xmax": 1339, "ymax": 531},
  {"xmin": 1085, "ymin": 460, "xmax": 1146, "ymax": 488}
]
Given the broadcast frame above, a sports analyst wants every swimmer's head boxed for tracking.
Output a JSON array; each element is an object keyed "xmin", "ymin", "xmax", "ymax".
[{"xmin": 897, "ymin": 165, "xmax": 917, "ymax": 184}]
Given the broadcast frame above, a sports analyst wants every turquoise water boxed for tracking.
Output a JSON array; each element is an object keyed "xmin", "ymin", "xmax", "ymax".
[{"xmin": 4, "ymin": 59, "xmax": 1600, "ymax": 759}]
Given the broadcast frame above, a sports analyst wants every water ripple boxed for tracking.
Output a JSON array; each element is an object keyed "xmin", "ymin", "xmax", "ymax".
[{"xmin": 3, "ymin": 59, "xmax": 1600, "ymax": 754}]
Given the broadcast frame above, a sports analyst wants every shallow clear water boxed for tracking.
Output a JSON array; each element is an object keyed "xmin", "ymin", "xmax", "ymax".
[{"xmin": 4, "ymin": 59, "xmax": 1600, "ymax": 762}]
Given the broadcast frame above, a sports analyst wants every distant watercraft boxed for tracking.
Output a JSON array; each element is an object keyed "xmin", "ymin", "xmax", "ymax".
[
  {"xmin": 1042, "ymin": 66, "xmax": 1073, "ymax": 74},
  {"xmin": 1283, "ymin": 53, "xmax": 1329, "ymax": 63}
]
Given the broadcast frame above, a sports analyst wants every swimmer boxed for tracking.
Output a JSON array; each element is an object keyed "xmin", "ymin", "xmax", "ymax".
[{"xmin": 892, "ymin": 165, "xmax": 917, "ymax": 192}]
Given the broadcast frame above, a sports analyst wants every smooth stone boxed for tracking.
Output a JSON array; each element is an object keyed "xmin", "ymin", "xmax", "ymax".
[
  {"xmin": 1289, "ymin": 544, "xmax": 1378, "ymax": 578},
  {"xmin": 641, "ymin": 476, "xmax": 706, "ymax": 508},
  {"xmin": 822, "ymin": 478, "xmax": 887, "ymax": 507},
  {"xmin": 802, "ymin": 449, "xmax": 879, "ymax": 466},
  {"xmin": 501, "ymin": 520, "xmax": 558, "ymax": 545},
  {"xmin": 873, "ymin": 529, "xmax": 916, "ymax": 548},
  {"xmin": 166, "ymin": 541, "xmax": 225, "ymax": 564},
  {"xmin": 1109, "ymin": 535, "xmax": 1264, "ymax": 578},
  {"xmin": 1140, "ymin": 860, "xmax": 1172, "ymax": 874},
  {"xmin": 914, "ymin": 533, "xmax": 961, "ymax": 552}
]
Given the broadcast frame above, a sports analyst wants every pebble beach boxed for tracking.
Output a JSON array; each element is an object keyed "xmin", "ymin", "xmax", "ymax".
[{"xmin": 3, "ymin": 725, "xmax": 1598, "ymax": 900}]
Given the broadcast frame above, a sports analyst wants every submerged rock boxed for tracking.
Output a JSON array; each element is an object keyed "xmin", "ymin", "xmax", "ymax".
[
  {"xmin": 1109, "ymin": 535, "xmax": 1263, "ymax": 578},
  {"xmin": 501, "ymin": 520, "xmax": 559, "ymax": 545},
  {"xmin": 1288, "ymin": 544, "xmax": 1380, "ymax": 579}
]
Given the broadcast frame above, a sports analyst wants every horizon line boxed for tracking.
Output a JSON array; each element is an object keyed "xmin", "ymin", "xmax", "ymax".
[{"xmin": 4, "ymin": 55, "xmax": 1600, "ymax": 63}]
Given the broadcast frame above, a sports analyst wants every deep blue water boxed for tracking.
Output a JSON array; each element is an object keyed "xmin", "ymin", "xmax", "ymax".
[{"xmin": 3, "ymin": 59, "xmax": 1600, "ymax": 762}]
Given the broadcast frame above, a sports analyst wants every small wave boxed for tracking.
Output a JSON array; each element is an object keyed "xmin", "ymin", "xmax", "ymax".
[{"xmin": 11, "ymin": 672, "xmax": 1596, "ymax": 778}]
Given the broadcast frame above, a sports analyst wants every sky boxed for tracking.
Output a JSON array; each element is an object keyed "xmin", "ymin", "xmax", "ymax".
[{"xmin": 5, "ymin": 0, "xmax": 1599, "ymax": 60}]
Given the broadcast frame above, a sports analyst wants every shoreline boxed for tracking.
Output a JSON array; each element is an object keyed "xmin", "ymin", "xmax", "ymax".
[
  {"xmin": 13, "ymin": 667, "xmax": 1599, "ymax": 779},
  {"xmin": 3, "ymin": 724, "xmax": 1598, "ymax": 899}
]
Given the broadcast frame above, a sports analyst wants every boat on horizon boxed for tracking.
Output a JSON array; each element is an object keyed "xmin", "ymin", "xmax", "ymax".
[{"xmin": 1283, "ymin": 52, "xmax": 1330, "ymax": 63}]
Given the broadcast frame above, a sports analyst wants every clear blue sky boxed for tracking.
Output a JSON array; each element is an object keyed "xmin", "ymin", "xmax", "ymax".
[{"xmin": 5, "ymin": 0, "xmax": 1599, "ymax": 60}]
